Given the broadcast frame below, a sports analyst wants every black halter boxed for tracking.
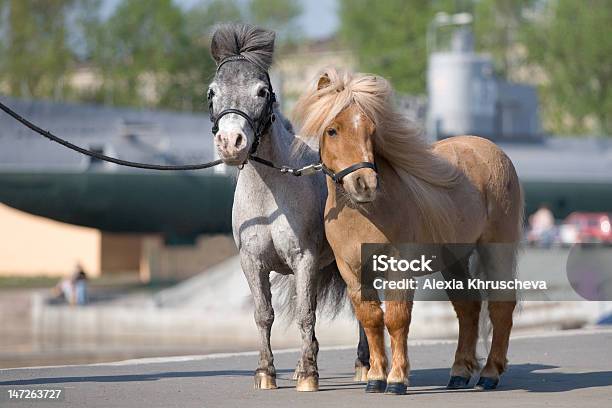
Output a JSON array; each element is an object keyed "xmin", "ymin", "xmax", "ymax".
[
  {"xmin": 208, "ymin": 55, "xmax": 276, "ymax": 156},
  {"xmin": 320, "ymin": 161, "xmax": 378, "ymax": 184}
]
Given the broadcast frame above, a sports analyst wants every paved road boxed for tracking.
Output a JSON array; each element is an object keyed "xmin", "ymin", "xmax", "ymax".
[{"xmin": 1, "ymin": 328, "xmax": 611, "ymax": 408}]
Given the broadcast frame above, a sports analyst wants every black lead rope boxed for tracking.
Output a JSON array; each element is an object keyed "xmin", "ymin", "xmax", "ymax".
[
  {"xmin": 249, "ymin": 155, "xmax": 322, "ymax": 177},
  {"xmin": 0, "ymin": 100, "xmax": 223, "ymax": 171},
  {"xmin": 0, "ymin": 95, "xmax": 376, "ymax": 181},
  {"xmin": 249, "ymin": 155, "xmax": 377, "ymax": 183}
]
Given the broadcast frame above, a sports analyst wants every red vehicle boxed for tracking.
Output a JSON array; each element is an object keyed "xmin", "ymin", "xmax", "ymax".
[{"xmin": 562, "ymin": 212, "xmax": 612, "ymax": 245}]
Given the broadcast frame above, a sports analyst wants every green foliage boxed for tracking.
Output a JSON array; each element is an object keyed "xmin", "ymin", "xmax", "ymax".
[
  {"xmin": 87, "ymin": 0, "xmax": 213, "ymax": 110},
  {"xmin": 522, "ymin": 0, "xmax": 612, "ymax": 135},
  {"xmin": 249, "ymin": 0, "xmax": 301, "ymax": 38},
  {"xmin": 185, "ymin": 0, "xmax": 242, "ymax": 40},
  {"xmin": 0, "ymin": 0, "xmax": 77, "ymax": 98},
  {"xmin": 0, "ymin": 0, "xmax": 298, "ymax": 111},
  {"xmin": 338, "ymin": 0, "xmax": 453, "ymax": 94},
  {"xmin": 472, "ymin": 0, "xmax": 532, "ymax": 76},
  {"xmin": 2, "ymin": 0, "xmax": 606, "ymax": 136}
]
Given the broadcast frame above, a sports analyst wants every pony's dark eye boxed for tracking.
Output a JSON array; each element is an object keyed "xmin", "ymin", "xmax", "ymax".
[
  {"xmin": 207, "ymin": 89, "xmax": 215, "ymax": 100},
  {"xmin": 257, "ymin": 88, "xmax": 269, "ymax": 98},
  {"xmin": 326, "ymin": 128, "xmax": 337, "ymax": 137}
]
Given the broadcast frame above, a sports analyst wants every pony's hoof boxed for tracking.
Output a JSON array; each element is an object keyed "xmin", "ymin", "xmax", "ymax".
[
  {"xmin": 385, "ymin": 382, "xmax": 407, "ymax": 395},
  {"xmin": 365, "ymin": 380, "xmax": 387, "ymax": 393},
  {"xmin": 354, "ymin": 364, "xmax": 369, "ymax": 382},
  {"xmin": 447, "ymin": 375, "xmax": 471, "ymax": 389},
  {"xmin": 296, "ymin": 375, "xmax": 319, "ymax": 392},
  {"xmin": 254, "ymin": 372, "xmax": 277, "ymax": 390},
  {"xmin": 475, "ymin": 376, "xmax": 499, "ymax": 390}
]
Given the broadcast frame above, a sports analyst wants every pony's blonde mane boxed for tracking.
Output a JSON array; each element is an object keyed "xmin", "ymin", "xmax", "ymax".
[{"xmin": 293, "ymin": 68, "xmax": 461, "ymax": 242}]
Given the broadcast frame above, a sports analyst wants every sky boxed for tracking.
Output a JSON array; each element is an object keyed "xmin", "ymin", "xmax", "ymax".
[{"xmin": 102, "ymin": 0, "xmax": 340, "ymax": 39}]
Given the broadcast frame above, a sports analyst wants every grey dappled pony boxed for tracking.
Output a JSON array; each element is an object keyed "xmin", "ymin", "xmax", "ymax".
[{"xmin": 207, "ymin": 23, "xmax": 369, "ymax": 391}]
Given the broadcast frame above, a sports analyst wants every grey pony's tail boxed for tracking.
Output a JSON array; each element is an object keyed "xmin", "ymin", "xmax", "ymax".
[{"xmin": 271, "ymin": 261, "xmax": 348, "ymax": 322}]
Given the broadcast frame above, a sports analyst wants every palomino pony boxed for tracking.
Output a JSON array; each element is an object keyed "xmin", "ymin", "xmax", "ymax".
[
  {"xmin": 294, "ymin": 68, "xmax": 523, "ymax": 394},
  {"xmin": 207, "ymin": 24, "xmax": 369, "ymax": 391}
]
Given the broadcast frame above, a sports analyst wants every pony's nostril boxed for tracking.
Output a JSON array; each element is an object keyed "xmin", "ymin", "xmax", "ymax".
[
  {"xmin": 234, "ymin": 133, "xmax": 244, "ymax": 149},
  {"xmin": 356, "ymin": 176, "xmax": 366, "ymax": 192}
]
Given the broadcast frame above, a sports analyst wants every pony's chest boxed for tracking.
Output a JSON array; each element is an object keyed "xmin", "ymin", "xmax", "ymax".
[
  {"xmin": 325, "ymin": 191, "xmax": 412, "ymax": 238},
  {"xmin": 233, "ymin": 172, "xmax": 324, "ymax": 260},
  {"xmin": 324, "ymin": 204, "xmax": 389, "ymax": 258}
]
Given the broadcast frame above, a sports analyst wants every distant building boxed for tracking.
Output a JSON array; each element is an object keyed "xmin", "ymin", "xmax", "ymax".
[{"xmin": 427, "ymin": 27, "xmax": 540, "ymax": 142}]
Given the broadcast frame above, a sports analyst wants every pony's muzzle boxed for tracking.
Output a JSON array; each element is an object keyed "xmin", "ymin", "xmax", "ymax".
[
  {"xmin": 344, "ymin": 168, "xmax": 378, "ymax": 203},
  {"xmin": 214, "ymin": 130, "xmax": 248, "ymax": 165}
]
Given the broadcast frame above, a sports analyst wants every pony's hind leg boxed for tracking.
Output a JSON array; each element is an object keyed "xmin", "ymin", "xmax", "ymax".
[
  {"xmin": 447, "ymin": 300, "xmax": 481, "ymax": 388},
  {"xmin": 383, "ymin": 300, "xmax": 412, "ymax": 395},
  {"xmin": 354, "ymin": 323, "xmax": 370, "ymax": 382},
  {"xmin": 477, "ymin": 300, "xmax": 515, "ymax": 390},
  {"xmin": 476, "ymin": 244, "xmax": 518, "ymax": 390},
  {"xmin": 243, "ymin": 260, "xmax": 277, "ymax": 390},
  {"xmin": 442, "ymin": 249, "xmax": 482, "ymax": 389},
  {"xmin": 294, "ymin": 256, "xmax": 320, "ymax": 392}
]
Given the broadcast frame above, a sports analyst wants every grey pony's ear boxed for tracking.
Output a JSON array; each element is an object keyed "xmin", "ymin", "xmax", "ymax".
[
  {"xmin": 317, "ymin": 73, "xmax": 331, "ymax": 90},
  {"xmin": 210, "ymin": 26, "xmax": 230, "ymax": 64}
]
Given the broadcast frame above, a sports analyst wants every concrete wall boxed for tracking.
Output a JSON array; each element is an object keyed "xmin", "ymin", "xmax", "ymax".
[
  {"xmin": 0, "ymin": 204, "xmax": 151, "ymax": 278},
  {"xmin": 101, "ymin": 233, "xmax": 142, "ymax": 274},
  {"xmin": 0, "ymin": 204, "xmax": 101, "ymax": 277},
  {"xmin": 0, "ymin": 203, "xmax": 237, "ymax": 280},
  {"xmin": 140, "ymin": 235, "xmax": 237, "ymax": 282}
]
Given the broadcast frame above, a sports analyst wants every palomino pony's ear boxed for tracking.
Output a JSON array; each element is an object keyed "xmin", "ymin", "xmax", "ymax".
[{"xmin": 317, "ymin": 73, "xmax": 331, "ymax": 90}]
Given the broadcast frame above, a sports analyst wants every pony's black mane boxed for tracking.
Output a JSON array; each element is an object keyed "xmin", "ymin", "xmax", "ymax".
[{"xmin": 211, "ymin": 23, "xmax": 275, "ymax": 71}]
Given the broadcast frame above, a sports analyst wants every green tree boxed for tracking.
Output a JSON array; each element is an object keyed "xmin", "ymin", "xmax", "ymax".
[
  {"xmin": 522, "ymin": 0, "xmax": 612, "ymax": 135},
  {"xmin": 185, "ymin": 0, "xmax": 242, "ymax": 41},
  {"xmin": 472, "ymin": 0, "xmax": 533, "ymax": 77},
  {"xmin": 89, "ymin": 0, "xmax": 214, "ymax": 110},
  {"xmin": 338, "ymin": 0, "xmax": 452, "ymax": 95},
  {"xmin": 249, "ymin": 0, "xmax": 302, "ymax": 41},
  {"xmin": 0, "ymin": 0, "xmax": 303, "ymax": 110},
  {"xmin": 0, "ymin": 0, "xmax": 77, "ymax": 98}
]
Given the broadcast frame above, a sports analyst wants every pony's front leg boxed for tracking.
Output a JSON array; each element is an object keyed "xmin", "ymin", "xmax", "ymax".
[
  {"xmin": 384, "ymin": 300, "xmax": 412, "ymax": 395},
  {"xmin": 294, "ymin": 256, "xmax": 320, "ymax": 392},
  {"xmin": 336, "ymin": 258, "xmax": 387, "ymax": 393},
  {"xmin": 243, "ymin": 259, "xmax": 277, "ymax": 390},
  {"xmin": 349, "ymin": 291, "xmax": 388, "ymax": 393}
]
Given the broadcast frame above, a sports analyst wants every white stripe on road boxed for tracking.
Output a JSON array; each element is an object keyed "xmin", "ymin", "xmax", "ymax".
[{"xmin": 3, "ymin": 326, "xmax": 611, "ymax": 371}]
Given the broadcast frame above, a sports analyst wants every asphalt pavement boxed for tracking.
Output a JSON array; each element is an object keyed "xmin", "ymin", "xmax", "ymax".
[{"xmin": 1, "ymin": 328, "xmax": 611, "ymax": 408}]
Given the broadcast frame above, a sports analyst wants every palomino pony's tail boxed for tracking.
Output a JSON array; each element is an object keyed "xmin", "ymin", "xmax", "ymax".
[{"xmin": 271, "ymin": 261, "xmax": 347, "ymax": 323}]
